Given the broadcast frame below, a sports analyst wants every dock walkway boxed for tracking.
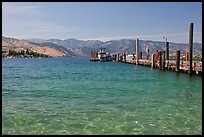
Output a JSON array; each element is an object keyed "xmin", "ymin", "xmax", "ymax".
[{"xmin": 120, "ymin": 58, "xmax": 202, "ymax": 75}]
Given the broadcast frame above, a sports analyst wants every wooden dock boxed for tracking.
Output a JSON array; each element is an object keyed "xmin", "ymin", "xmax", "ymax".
[
  {"xmin": 119, "ymin": 59, "xmax": 202, "ymax": 75},
  {"xmin": 90, "ymin": 23, "xmax": 202, "ymax": 75},
  {"xmin": 121, "ymin": 23, "xmax": 202, "ymax": 75}
]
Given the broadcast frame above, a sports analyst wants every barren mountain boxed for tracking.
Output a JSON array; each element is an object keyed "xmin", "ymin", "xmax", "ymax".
[
  {"xmin": 3, "ymin": 36, "xmax": 202, "ymax": 58},
  {"xmin": 2, "ymin": 36, "xmax": 74, "ymax": 57},
  {"xmin": 26, "ymin": 38, "xmax": 202, "ymax": 57}
]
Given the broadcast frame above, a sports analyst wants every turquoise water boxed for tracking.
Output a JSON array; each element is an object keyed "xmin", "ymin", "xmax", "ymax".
[{"xmin": 2, "ymin": 57, "xmax": 202, "ymax": 135}]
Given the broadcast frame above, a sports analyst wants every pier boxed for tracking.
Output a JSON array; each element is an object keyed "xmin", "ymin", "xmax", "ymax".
[
  {"xmin": 90, "ymin": 23, "xmax": 202, "ymax": 75},
  {"xmin": 117, "ymin": 23, "xmax": 202, "ymax": 75},
  {"xmin": 121, "ymin": 58, "xmax": 202, "ymax": 75}
]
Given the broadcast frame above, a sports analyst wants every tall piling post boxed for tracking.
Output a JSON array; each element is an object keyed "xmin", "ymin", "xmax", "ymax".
[
  {"xmin": 159, "ymin": 51, "xmax": 162, "ymax": 70},
  {"xmin": 151, "ymin": 54, "xmax": 155, "ymax": 68},
  {"xmin": 176, "ymin": 50, "xmax": 180, "ymax": 72},
  {"xmin": 162, "ymin": 51, "xmax": 166, "ymax": 71},
  {"xmin": 136, "ymin": 38, "xmax": 139, "ymax": 65},
  {"xmin": 166, "ymin": 42, "xmax": 169, "ymax": 69},
  {"xmin": 146, "ymin": 49, "xmax": 149, "ymax": 60},
  {"xmin": 188, "ymin": 23, "xmax": 193, "ymax": 74}
]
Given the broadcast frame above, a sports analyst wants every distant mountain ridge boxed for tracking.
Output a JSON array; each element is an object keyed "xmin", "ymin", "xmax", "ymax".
[
  {"xmin": 29, "ymin": 42, "xmax": 76, "ymax": 57},
  {"xmin": 2, "ymin": 36, "xmax": 75, "ymax": 57},
  {"xmin": 25, "ymin": 37, "xmax": 202, "ymax": 57}
]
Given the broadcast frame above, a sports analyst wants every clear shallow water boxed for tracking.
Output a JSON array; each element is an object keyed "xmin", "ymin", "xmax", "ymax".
[{"xmin": 2, "ymin": 57, "xmax": 202, "ymax": 135}]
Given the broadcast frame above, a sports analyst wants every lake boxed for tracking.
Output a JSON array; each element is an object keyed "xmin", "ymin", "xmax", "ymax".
[{"xmin": 2, "ymin": 57, "xmax": 202, "ymax": 135}]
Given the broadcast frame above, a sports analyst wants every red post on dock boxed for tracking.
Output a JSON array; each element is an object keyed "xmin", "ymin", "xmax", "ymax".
[
  {"xmin": 186, "ymin": 51, "xmax": 189, "ymax": 61},
  {"xmin": 136, "ymin": 38, "xmax": 139, "ymax": 65},
  {"xmin": 155, "ymin": 50, "xmax": 159, "ymax": 64},
  {"xmin": 188, "ymin": 23, "xmax": 193, "ymax": 74},
  {"xmin": 176, "ymin": 50, "xmax": 180, "ymax": 72}
]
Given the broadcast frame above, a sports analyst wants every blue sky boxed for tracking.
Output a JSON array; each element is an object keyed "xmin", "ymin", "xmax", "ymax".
[{"xmin": 2, "ymin": 2, "xmax": 202, "ymax": 43}]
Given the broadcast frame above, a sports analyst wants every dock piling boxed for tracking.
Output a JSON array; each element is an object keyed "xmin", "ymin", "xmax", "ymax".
[
  {"xmin": 176, "ymin": 50, "xmax": 180, "ymax": 72},
  {"xmin": 146, "ymin": 49, "xmax": 149, "ymax": 60},
  {"xmin": 140, "ymin": 52, "xmax": 142, "ymax": 59},
  {"xmin": 188, "ymin": 23, "xmax": 193, "ymax": 74},
  {"xmin": 166, "ymin": 42, "xmax": 169, "ymax": 69},
  {"xmin": 136, "ymin": 38, "xmax": 139, "ymax": 65},
  {"xmin": 186, "ymin": 51, "xmax": 189, "ymax": 61},
  {"xmin": 124, "ymin": 52, "xmax": 126, "ymax": 63},
  {"xmin": 159, "ymin": 51, "xmax": 162, "ymax": 70},
  {"xmin": 151, "ymin": 54, "xmax": 155, "ymax": 68},
  {"xmin": 162, "ymin": 51, "xmax": 165, "ymax": 71}
]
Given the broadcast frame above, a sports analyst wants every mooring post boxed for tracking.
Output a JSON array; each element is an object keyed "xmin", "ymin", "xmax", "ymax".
[
  {"xmin": 133, "ymin": 53, "xmax": 135, "ymax": 60},
  {"xmin": 136, "ymin": 38, "xmax": 139, "ymax": 65},
  {"xmin": 188, "ymin": 23, "xmax": 193, "ymax": 74},
  {"xmin": 155, "ymin": 50, "xmax": 159, "ymax": 68},
  {"xmin": 140, "ymin": 52, "xmax": 142, "ymax": 59},
  {"xmin": 166, "ymin": 42, "xmax": 169, "ymax": 69},
  {"xmin": 176, "ymin": 50, "xmax": 180, "ymax": 72},
  {"xmin": 151, "ymin": 54, "xmax": 155, "ymax": 68},
  {"xmin": 159, "ymin": 51, "xmax": 162, "ymax": 70},
  {"xmin": 120, "ymin": 55, "xmax": 123, "ymax": 62},
  {"xmin": 186, "ymin": 51, "xmax": 189, "ymax": 61},
  {"xmin": 146, "ymin": 49, "xmax": 149, "ymax": 60},
  {"xmin": 114, "ymin": 54, "xmax": 116, "ymax": 61},
  {"xmin": 123, "ymin": 52, "xmax": 126, "ymax": 63},
  {"xmin": 162, "ymin": 51, "xmax": 166, "ymax": 71}
]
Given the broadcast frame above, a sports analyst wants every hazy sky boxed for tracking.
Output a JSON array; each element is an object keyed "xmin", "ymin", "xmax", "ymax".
[{"xmin": 2, "ymin": 2, "xmax": 202, "ymax": 43}]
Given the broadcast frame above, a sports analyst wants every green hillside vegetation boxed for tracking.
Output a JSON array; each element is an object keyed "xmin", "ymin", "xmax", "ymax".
[{"xmin": 7, "ymin": 49, "xmax": 50, "ymax": 58}]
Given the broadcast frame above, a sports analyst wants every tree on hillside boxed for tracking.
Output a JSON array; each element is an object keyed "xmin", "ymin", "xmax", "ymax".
[
  {"xmin": 26, "ymin": 49, "xmax": 29, "ymax": 55},
  {"xmin": 21, "ymin": 50, "xmax": 25, "ymax": 55},
  {"xmin": 8, "ymin": 49, "xmax": 17, "ymax": 56}
]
